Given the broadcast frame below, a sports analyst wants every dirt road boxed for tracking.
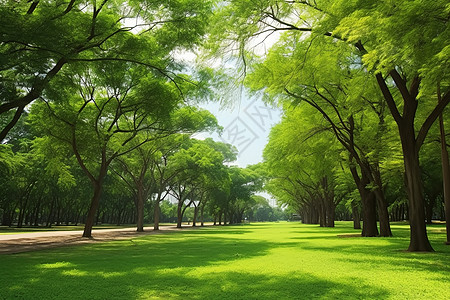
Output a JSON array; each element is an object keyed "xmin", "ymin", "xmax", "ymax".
[{"xmin": 0, "ymin": 226, "xmax": 182, "ymax": 255}]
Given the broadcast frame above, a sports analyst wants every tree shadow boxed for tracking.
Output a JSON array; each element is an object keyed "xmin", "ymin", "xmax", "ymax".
[{"xmin": 0, "ymin": 222, "xmax": 447, "ymax": 299}]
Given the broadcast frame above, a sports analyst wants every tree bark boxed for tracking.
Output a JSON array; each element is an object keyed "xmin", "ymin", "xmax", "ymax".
[
  {"xmin": 192, "ymin": 205, "xmax": 199, "ymax": 227},
  {"xmin": 402, "ymin": 142, "xmax": 433, "ymax": 251},
  {"xmin": 326, "ymin": 204, "xmax": 336, "ymax": 227},
  {"xmin": 83, "ymin": 181, "xmax": 103, "ymax": 238},
  {"xmin": 136, "ymin": 184, "xmax": 145, "ymax": 232},
  {"xmin": 373, "ymin": 166, "xmax": 392, "ymax": 236},
  {"xmin": 154, "ymin": 199, "xmax": 161, "ymax": 230},
  {"xmin": 351, "ymin": 201, "xmax": 361, "ymax": 229},
  {"xmin": 176, "ymin": 200, "xmax": 183, "ymax": 228},
  {"xmin": 350, "ymin": 165, "xmax": 378, "ymax": 236}
]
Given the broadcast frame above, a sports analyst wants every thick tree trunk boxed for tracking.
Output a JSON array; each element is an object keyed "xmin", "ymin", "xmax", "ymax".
[
  {"xmin": 83, "ymin": 181, "xmax": 103, "ymax": 238},
  {"xmin": 350, "ymin": 166, "xmax": 378, "ymax": 236},
  {"xmin": 375, "ymin": 193, "xmax": 392, "ymax": 237},
  {"xmin": 439, "ymin": 112, "xmax": 450, "ymax": 244},
  {"xmin": 326, "ymin": 204, "xmax": 335, "ymax": 227},
  {"xmin": 376, "ymin": 72, "xmax": 437, "ymax": 251},
  {"xmin": 402, "ymin": 143, "xmax": 433, "ymax": 251},
  {"xmin": 361, "ymin": 192, "xmax": 378, "ymax": 237}
]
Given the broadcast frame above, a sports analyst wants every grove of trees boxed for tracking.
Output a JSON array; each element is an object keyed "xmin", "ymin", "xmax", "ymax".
[
  {"xmin": 207, "ymin": 0, "xmax": 449, "ymax": 252},
  {"xmin": 1, "ymin": 1, "xmax": 449, "ymax": 253}
]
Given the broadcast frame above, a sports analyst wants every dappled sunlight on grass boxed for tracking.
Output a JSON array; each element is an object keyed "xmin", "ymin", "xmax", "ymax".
[
  {"xmin": 38, "ymin": 261, "xmax": 75, "ymax": 269},
  {"xmin": 0, "ymin": 222, "xmax": 448, "ymax": 299}
]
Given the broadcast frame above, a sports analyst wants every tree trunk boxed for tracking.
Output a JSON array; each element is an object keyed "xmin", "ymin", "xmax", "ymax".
[
  {"xmin": 200, "ymin": 204, "xmax": 205, "ymax": 226},
  {"xmin": 326, "ymin": 203, "xmax": 335, "ymax": 227},
  {"xmin": 376, "ymin": 72, "xmax": 437, "ymax": 251},
  {"xmin": 425, "ymin": 195, "xmax": 436, "ymax": 224},
  {"xmin": 361, "ymin": 192, "xmax": 378, "ymax": 237},
  {"xmin": 402, "ymin": 143, "xmax": 433, "ymax": 251},
  {"xmin": 83, "ymin": 181, "xmax": 103, "ymax": 238},
  {"xmin": 350, "ymin": 165, "xmax": 378, "ymax": 236},
  {"xmin": 351, "ymin": 201, "xmax": 361, "ymax": 229},
  {"xmin": 154, "ymin": 199, "xmax": 161, "ymax": 231},
  {"xmin": 17, "ymin": 196, "xmax": 28, "ymax": 228},
  {"xmin": 319, "ymin": 201, "xmax": 326, "ymax": 227},
  {"xmin": 176, "ymin": 200, "xmax": 183, "ymax": 228},
  {"xmin": 136, "ymin": 184, "xmax": 145, "ymax": 232},
  {"xmin": 373, "ymin": 167, "xmax": 392, "ymax": 236},
  {"xmin": 192, "ymin": 205, "xmax": 199, "ymax": 227},
  {"xmin": 439, "ymin": 112, "xmax": 450, "ymax": 244}
]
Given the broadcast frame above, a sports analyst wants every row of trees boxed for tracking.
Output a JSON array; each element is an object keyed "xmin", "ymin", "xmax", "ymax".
[
  {"xmin": 0, "ymin": 1, "xmax": 269, "ymax": 237},
  {"xmin": 1, "ymin": 1, "xmax": 448, "ymax": 253},
  {"xmin": 1, "ymin": 119, "xmax": 268, "ymax": 233},
  {"xmin": 207, "ymin": 0, "xmax": 450, "ymax": 251}
]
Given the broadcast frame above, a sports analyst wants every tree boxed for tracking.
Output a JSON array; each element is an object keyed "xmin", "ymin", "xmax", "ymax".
[
  {"xmin": 0, "ymin": 0, "xmax": 215, "ymax": 141},
  {"xmin": 29, "ymin": 61, "xmax": 192, "ymax": 237},
  {"xmin": 225, "ymin": 166, "xmax": 263, "ymax": 224},
  {"xmin": 114, "ymin": 109, "xmax": 220, "ymax": 232},
  {"xmin": 263, "ymin": 105, "xmax": 342, "ymax": 227},
  {"xmin": 208, "ymin": 0, "xmax": 449, "ymax": 251},
  {"xmin": 168, "ymin": 139, "xmax": 231, "ymax": 228}
]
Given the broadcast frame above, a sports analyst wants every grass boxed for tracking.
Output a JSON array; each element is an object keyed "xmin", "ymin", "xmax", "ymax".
[{"xmin": 0, "ymin": 222, "xmax": 448, "ymax": 299}]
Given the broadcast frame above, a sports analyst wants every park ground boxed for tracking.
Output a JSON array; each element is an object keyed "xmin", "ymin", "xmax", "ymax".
[{"xmin": 0, "ymin": 222, "xmax": 449, "ymax": 299}]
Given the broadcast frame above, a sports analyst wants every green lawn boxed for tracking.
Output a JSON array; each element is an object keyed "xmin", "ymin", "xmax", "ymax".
[{"xmin": 0, "ymin": 222, "xmax": 448, "ymax": 299}]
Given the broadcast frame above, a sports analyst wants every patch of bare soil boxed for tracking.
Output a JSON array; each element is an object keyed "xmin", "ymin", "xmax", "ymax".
[{"xmin": 0, "ymin": 226, "xmax": 183, "ymax": 255}]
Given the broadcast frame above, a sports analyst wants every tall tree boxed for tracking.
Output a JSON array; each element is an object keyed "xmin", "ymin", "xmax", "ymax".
[
  {"xmin": 0, "ymin": 0, "xmax": 215, "ymax": 141},
  {"xmin": 208, "ymin": 0, "xmax": 449, "ymax": 251},
  {"xmin": 29, "ymin": 62, "xmax": 190, "ymax": 237}
]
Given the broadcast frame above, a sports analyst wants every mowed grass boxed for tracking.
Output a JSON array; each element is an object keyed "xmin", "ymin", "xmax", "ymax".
[{"xmin": 0, "ymin": 222, "xmax": 448, "ymax": 299}]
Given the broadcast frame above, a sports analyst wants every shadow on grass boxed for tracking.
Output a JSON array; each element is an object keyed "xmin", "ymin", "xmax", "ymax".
[
  {"xmin": 0, "ymin": 222, "xmax": 447, "ymax": 299},
  {"xmin": 131, "ymin": 271, "xmax": 388, "ymax": 299},
  {"xmin": 0, "ymin": 228, "xmax": 389, "ymax": 300},
  {"xmin": 286, "ymin": 226, "xmax": 450, "ymax": 277}
]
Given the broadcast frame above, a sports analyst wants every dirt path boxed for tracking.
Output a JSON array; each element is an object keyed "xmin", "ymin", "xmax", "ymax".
[{"xmin": 0, "ymin": 226, "xmax": 184, "ymax": 255}]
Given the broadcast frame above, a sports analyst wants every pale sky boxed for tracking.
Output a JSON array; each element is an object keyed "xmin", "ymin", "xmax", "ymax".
[{"xmin": 196, "ymin": 92, "xmax": 282, "ymax": 167}]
